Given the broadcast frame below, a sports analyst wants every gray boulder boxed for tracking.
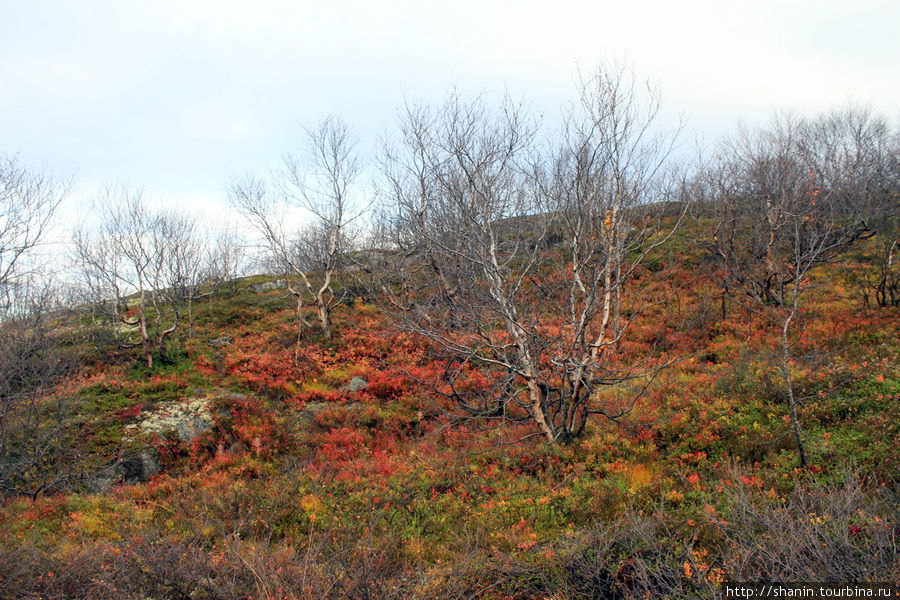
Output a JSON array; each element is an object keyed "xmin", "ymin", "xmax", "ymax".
[
  {"xmin": 341, "ymin": 377, "xmax": 369, "ymax": 393},
  {"xmin": 115, "ymin": 449, "xmax": 160, "ymax": 484},
  {"xmin": 208, "ymin": 335, "xmax": 233, "ymax": 348},
  {"xmin": 250, "ymin": 279, "xmax": 287, "ymax": 293}
]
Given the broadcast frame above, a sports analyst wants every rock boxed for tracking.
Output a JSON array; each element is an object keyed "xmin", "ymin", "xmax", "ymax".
[
  {"xmin": 208, "ymin": 335, "xmax": 232, "ymax": 348},
  {"xmin": 250, "ymin": 279, "xmax": 287, "ymax": 293},
  {"xmin": 115, "ymin": 449, "xmax": 160, "ymax": 484},
  {"xmin": 117, "ymin": 391, "xmax": 251, "ymax": 483},
  {"xmin": 342, "ymin": 377, "xmax": 369, "ymax": 393},
  {"xmin": 125, "ymin": 396, "xmax": 215, "ymax": 443}
]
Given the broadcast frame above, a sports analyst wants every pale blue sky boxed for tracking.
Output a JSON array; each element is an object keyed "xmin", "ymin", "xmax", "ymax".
[{"xmin": 2, "ymin": 0, "xmax": 898, "ymax": 223}]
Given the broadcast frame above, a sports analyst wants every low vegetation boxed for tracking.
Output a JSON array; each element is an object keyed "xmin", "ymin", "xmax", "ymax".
[
  {"xmin": 1, "ymin": 231, "xmax": 898, "ymax": 597},
  {"xmin": 0, "ymin": 68, "xmax": 897, "ymax": 598}
]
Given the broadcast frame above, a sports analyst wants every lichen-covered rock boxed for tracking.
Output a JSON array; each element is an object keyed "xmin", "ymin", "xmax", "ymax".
[
  {"xmin": 208, "ymin": 335, "xmax": 233, "ymax": 348},
  {"xmin": 250, "ymin": 279, "xmax": 287, "ymax": 293},
  {"xmin": 342, "ymin": 376, "xmax": 369, "ymax": 393},
  {"xmin": 125, "ymin": 395, "xmax": 215, "ymax": 443}
]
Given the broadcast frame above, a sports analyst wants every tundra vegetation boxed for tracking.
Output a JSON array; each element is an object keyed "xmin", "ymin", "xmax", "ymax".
[{"xmin": 0, "ymin": 69, "xmax": 897, "ymax": 598}]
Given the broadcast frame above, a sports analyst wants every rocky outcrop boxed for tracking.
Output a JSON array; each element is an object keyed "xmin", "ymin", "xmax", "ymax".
[
  {"xmin": 125, "ymin": 395, "xmax": 216, "ymax": 443},
  {"xmin": 250, "ymin": 279, "xmax": 287, "ymax": 293},
  {"xmin": 115, "ymin": 391, "xmax": 250, "ymax": 484}
]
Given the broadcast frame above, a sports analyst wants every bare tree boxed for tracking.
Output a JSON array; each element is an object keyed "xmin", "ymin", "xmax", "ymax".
[
  {"xmin": 707, "ymin": 112, "xmax": 879, "ymax": 467},
  {"xmin": 797, "ymin": 107, "xmax": 899, "ymax": 308},
  {"xmin": 532, "ymin": 67, "xmax": 687, "ymax": 441},
  {"xmin": 163, "ymin": 210, "xmax": 207, "ymax": 338},
  {"xmin": 231, "ymin": 116, "xmax": 364, "ymax": 340},
  {"xmin": 0, "ymin": 155, "xmax": 74, "ymax": 497},
  {"xmin": 860, "ymin": 222, "xmax": 899, "ymax": 308},
  {"xmin": 0, "ymin": 283, "xmax": 80, "ymax": 498},
  {"xmin": 229, "ymin": 175, "xmax": 312, "ymax": 343},
  {"xmin": 377, "ymin": 67, "xmax": 684, "ymax": 443},
  {"xmin": 0, "ymin": 154, "xmax": 67, "ymax": 309},
  {"xmin": 205, "ymin": 225, "xmax": 247, "ymax": 295},
  {"xmin": 74, "ymin": 187, "xmax": 201, "ymax": 369}
]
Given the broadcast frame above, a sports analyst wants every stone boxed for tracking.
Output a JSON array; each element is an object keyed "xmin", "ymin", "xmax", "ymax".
[
  {"xmin": 250, "ymin": 279, "xmax": 287, "ymax": 293},
  {"xmin": 299, "ymin": 401, "xmax": 329, "ymax": 422},
  {"xmin": 115, "ymin": 449, "xmax": 160, "ymax": 484},
  {"xmin": 208, "ymin": 335, "xmax": 232, "ymax": 348},
  {"xmin": 298, "ymin": 400, "xmax": 363, "ymax": 425},
  {"xmin": 342, "ymin": 377, "xmax": 369, "ymax": 393},
  {"xmin": 125, "ymin": 396, "xmax": 215, "ymax": 443}
]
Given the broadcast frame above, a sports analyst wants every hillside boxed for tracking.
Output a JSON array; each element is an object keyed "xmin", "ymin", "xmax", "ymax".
[{"xmin": 0, "ymin": 221, "xmax": 897, "ymax": 599}]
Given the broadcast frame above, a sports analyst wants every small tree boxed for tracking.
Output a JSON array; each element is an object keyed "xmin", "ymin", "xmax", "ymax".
[
  {"xmin": 377, "ymin": 67, "xmax": 684, "ymax": 443},
  {"xmin": 205, "ymin": 225, "xmax": 247, "ymax": 296},
  {"xmin": 231, "ymin": 116, "xmax": 364, "ymax": 341},
  {"xmin": 74, "ymin": 187, "xmax": 201, "ymax": 369},
  {"xmin": 707, "ymin": 112, "xmax": 878, "ymax": 467},
  {"xmin": 859, "ymin": 220, "xmax": 899, "ymax": 308},
  {"xmin": 167, "ymin": 211, "xmax": 208, "ymax": 339},
  {"xmin": 0, "ymin": 284, "xmax": 79, "ymax": 498}
]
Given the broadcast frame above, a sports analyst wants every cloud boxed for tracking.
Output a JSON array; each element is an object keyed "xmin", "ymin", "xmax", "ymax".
[{"xmin": 2, "ymin": 0, "xmax": 898, "ymax": 218}]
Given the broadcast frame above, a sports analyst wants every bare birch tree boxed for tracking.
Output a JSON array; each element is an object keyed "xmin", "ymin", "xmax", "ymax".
[
  {"xmin": 0, "ymin": 155, "xmax": 67, "ymax": 309},
  {"xmin": 377, "ymin": 67, "xmax": 684, "ymax": 443},
  {"xmin": 707, "ymin": 111, "xmax": 882, "ymax": 467},
  {"xmin": 205, "ymin": 225, "xmax": 247, "ymax": 296},
  {"xmin": 231, "ymin": 116, "xmax": 363, "ymax": 340},
  {"xmin": 0, "ymin": 155, "xmax": 75, "ymax": 497},
  {"xmin": 797, "ymin": 107, "xmax": 899, "ymax": 308},
  {"xmin": 74, "ymin": 186, "xmax": 201, "ymax": 369}
]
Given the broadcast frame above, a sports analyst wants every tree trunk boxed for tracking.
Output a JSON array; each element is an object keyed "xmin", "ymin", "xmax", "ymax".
[
  {"xmin": 781, "ymin": 322, "xmax": 807, "ymax": 468},
  {"xmin": 139, "ymin": 289, "xmax": 153, "ymax": 369},
  {"xmin": 317, "ymin": 302, "xmax": 332, "ymax": 340},
  {"xmin": 315, "ymin": 275, "xmax": 332, "ymax": 340},
  {"xmin": 141, "ymin": 321, "xmax": 153, "ymax": 369},
  {"xmin": 526, "ymin": 378, "xmax": 555, "ymax": 443}
]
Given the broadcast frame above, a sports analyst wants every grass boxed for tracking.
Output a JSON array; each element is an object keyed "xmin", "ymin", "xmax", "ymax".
[{"xmin": 1, "ymin": 237, "xmax": 898, "ymax": 598}]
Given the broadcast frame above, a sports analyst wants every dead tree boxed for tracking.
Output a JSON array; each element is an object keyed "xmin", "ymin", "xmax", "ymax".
[
  {"xmin": 0, "ymin": 155, "xmax": 74, "ymax": 497},
  {"xmin": 0, "ymin": 154, "xmax": 67, "ymax": 309}
]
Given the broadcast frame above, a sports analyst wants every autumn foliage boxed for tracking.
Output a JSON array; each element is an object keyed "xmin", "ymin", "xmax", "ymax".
[{"xmin": 1, "ymin": 105, "xmax": 898, "ymax": 598}]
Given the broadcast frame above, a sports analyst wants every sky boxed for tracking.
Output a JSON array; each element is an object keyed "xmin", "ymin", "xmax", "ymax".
[{"xmin": 2, "ymin": 0, "xmax": 898, "ymax": 229}]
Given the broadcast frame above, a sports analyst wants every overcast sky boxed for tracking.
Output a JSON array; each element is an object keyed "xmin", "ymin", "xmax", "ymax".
[{"xmin": 2, "ymin": 0, "xmax": 898, "ymax": 223}]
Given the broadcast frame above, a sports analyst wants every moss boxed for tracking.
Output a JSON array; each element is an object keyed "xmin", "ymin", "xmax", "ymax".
[{"xmin": 77, "ymin": 383, "xmax": 132, "ymax": 414}]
